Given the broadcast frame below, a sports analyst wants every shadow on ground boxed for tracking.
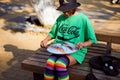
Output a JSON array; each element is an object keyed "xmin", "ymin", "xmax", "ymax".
[
  {"xmin": 1, "ymin": 44, "xmax": 39, "ymax": 80},
  {"xmin": 79, "ymin": 0, "xmax": 120, "ymax": 20},
  {"xmin": 0, "ymin": 0, "xmax": 120, "ymax": 33}
]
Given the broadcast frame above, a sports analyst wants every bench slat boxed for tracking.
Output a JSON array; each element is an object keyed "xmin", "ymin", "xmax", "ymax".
[{"xmin": 96, "ymin": 31, "xmax": 120, "ymax": 44}]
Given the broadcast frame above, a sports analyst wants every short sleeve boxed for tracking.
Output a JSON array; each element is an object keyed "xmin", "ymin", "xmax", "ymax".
[
  {"xmin": 84, "ymin": 16, "xmax": 97, "ymax": 43},
  {"xmin": 48, "ymin": 14, "xmax": 64, "ymax": 39},
  {"xmin": 48, "ymin": 22, "xmax": 58, "ymax": 39}
]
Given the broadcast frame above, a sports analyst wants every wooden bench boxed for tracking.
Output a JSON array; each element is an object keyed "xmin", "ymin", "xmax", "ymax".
[{"xmin": 21, "ymin": 32, "xmax": 120, "ymax": 80}]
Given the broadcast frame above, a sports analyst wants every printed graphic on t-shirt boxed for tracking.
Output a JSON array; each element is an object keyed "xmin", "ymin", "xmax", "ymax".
[{"xmin": 57, "ymin": 24, "xmax": 80, "ymax": 41}]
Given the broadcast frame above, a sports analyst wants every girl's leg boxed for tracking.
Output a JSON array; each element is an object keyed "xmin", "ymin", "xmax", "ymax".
[
  {"xmin": 66, "ymin": 55, "xmax": 77, "ymax": 66},
  {"xmin": 44, "ymin": 54, "xmax": 58, "ymax": 80},
  {"xmin": 55, "ymin": 56, "xmax": 70, "ymax": 80}
]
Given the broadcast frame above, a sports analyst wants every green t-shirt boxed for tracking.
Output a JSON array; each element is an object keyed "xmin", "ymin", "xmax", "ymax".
[{"xmin": 49, "ymin": 13, "xmax": 97, "ymax": 64}]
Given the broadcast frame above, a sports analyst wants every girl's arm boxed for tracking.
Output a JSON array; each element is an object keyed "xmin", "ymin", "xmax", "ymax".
[
  {"xmin": 76, "ymin": 40, "xmax": 93, "ymax": 49},
  {"xmin": 40, "ymin": 35, "xmax": 53, "ymax": 48}
]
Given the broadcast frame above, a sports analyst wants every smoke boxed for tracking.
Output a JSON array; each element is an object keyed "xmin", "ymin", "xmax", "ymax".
[{"xmin": 30, "ymin": 0, "xmax": 60, "ymax": 26}]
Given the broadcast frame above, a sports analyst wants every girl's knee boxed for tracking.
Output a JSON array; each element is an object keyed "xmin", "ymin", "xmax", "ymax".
[
  {"xmin": 45, "ymin": 55, "xmax": 58, "ymax": 70},
  {"xmin": 55, "ymin": 56, "xmax": 69, "ymax": 71}
]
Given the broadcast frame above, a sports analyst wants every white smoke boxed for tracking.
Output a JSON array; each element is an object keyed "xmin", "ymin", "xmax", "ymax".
[{"xmin": 30, "ymin": 0, "xmax": 60, "ymax": 26}]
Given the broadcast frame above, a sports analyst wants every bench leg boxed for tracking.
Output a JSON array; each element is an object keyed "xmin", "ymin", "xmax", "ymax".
[
  {"xmin": 33, "ymin": 72, "xmax": 44, "ymax": 80},
  {"xmin": 33, "ymin": 72, "xmax": 58, "ymax": 80},
  {"xmin": 106, "ymin": 42, "xmax": 111, "ymax": 55}
]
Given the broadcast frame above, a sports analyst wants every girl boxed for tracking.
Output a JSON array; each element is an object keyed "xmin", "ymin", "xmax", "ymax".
[{"xmin": 40, "ymin": 0, "xmax": 97, "ymax": 80}]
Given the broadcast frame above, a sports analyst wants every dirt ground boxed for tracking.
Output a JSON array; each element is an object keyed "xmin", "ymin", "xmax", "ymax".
[{"xmin": 0, "ymin": 0, "xmax": 120, "ymax": 80}]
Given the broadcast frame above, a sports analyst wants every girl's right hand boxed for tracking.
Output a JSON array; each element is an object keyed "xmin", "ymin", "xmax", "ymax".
[
  {"xmin": 40, "ymin": 35, "xmax": 52, "ymax": 48},
  {"xmin": 40, "ymin": 40, "xmax": 47, "ymax": 48}
]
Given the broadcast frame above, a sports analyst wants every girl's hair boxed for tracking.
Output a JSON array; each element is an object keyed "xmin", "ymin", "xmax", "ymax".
[{"xmin": 71, "ymin": 9, "xmax": 76, "ymax": 14}]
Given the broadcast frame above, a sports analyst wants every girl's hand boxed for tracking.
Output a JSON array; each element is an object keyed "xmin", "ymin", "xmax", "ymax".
[
  {"xmin": 40, "ymin": 40, "xmax": 48, "ymax": 48},
  {"xmin": 76, "ymin": 40, "xmax": 93, "ymax": 49},
  {"xmin": 76, "ymin": 42, "xmax": 85, "ymax": 49},
  {"xmin": 40, "ymin": 35, "xmax": 52, "ymax": 48}
]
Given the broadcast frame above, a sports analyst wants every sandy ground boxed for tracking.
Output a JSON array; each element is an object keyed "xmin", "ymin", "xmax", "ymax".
[
  {"xmin": 0, "ymin": 0, "xmax": 47, "ymax": 80},
  {"xmin": 0, "ymin": 0, "xmax": 120, "ymax": 80}
]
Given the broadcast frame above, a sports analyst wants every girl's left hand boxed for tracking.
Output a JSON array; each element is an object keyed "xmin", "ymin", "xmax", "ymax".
[{"xmin": 76, "ymin": 42, "xmax": 85, "ymax": 49}]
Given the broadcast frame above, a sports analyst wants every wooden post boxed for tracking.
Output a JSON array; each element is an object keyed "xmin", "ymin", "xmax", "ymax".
[
  {"xmin": 33, "ymin": 72, "xmax": 58, "ymax": 80},
  {"xmin": 33, "ymin": 72, "xmax": 44, "ymax": 80},
  {"xmin": 106, "ymin": 42, "xmax": 112, "ymax": 55}
]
